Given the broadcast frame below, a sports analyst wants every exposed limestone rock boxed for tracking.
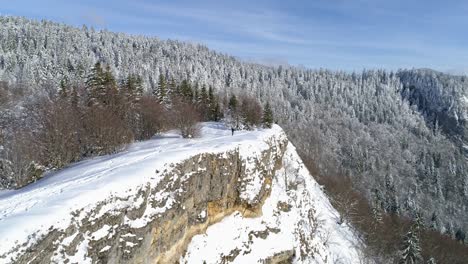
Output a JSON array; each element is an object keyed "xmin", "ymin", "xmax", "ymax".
[
  {"xmin": 180, "ymin": 144, "xmax": 362, "ymax": 264},
  {"xmin": 6, "ymin": 131, "xmax": 288, "ymax": 264},
  {"xmin": 262, "ymin": 250, "xmax": 295, "ymax": 264}
]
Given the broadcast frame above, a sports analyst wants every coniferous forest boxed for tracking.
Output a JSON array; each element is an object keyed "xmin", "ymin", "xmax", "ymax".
[{"xmin": 0, "ymin": 16, "xmax": 467, "ymax": 262}]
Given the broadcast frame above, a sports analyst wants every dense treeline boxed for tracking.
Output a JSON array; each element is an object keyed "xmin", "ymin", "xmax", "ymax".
[
  {"xmin": 301, "ymin": 152, "xmax": 468, "ymax": 263},
  {"xmin": 398, "ymin": 69, "xmax": 468, "ymax": 145},
  {"xmin": 0, "ymin": 16, "xmax": 466, "ymax": 256},
  {"xmin": 0, "ymin": 62, "xmax": 268, "ymax": 189}
]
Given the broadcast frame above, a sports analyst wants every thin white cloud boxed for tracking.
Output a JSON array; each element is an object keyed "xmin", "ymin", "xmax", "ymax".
[
  {"xmin": 114, "ymin": 0, "xmax": 468, "ymax": 71},
  {"xmin": 133, "ymin": 1, "xmax": 309, "ymax": 45}
]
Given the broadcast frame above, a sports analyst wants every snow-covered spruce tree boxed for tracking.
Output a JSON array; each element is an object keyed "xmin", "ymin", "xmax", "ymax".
[
  {"xmin": 85, "ymin": 62, "xmax": 105, "ymax": 107},
  {"xmin": 200, "ymin": 85, "xmax": 208, "ymax": 104},
  {"xmin": 179, "ymin": 79, "xmax": 193, "ymax": 102},
  {"xmin": 399, "ymin": 225, "xmax": 423, "ymax": 264},
  {"xmin": 154, "ymin": 74, "xmax": 167, "ymax": 104},
  {"xmin": 168, "ymin": 77, "xmax": 177, "ymax": 102},
  {"xmin": 58, "ymin": 78, "xmax": 69, "ymax": 99}
]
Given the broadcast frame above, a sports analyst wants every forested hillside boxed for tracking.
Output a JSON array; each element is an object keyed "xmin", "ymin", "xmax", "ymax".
[
  {"xmin": 398, "ymin": 69, "xmax": 468, "ymax": 146},
  {"xmin": 0, "ymin": 16, "xmax": 467, "ymax": 255}
]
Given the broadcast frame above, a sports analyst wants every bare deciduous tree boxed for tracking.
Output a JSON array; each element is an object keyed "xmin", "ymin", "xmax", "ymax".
[
  {"xmin": 36, "ymin": 99, "xmax": 82, "ymax": 168},
  {"xmin": 83, "ymin": 106, "xmax": 133, "ymax": 155},
  {"xmin": 170, "ymin": 99, "xmax": 201, "ymax": 138},
  {"xmin": 136, "ymin": 96, "xmax": 166, "ymax": 140},
  {"xmin": 239, "ymin": 94, "xmax": 262, "ymax": 130}
]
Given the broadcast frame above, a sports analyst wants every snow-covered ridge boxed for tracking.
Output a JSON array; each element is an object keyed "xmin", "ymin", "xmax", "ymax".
[
  {"xmin": 0, "ymin": 123, "xmax": 288, "ymax": 263},
  {"xmin": 0, "ymin": 122, "xmax": 361, "ymax": 263}
]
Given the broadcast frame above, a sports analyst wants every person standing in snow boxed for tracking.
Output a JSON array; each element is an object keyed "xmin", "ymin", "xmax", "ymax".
[{"xmin": 231, "ymin": 127, "xmax": 235, "ymax": 136}]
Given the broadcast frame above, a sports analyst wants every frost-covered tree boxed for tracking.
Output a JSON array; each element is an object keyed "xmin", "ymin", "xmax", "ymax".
[
  {"xmin": 85, "ymin": 62, "xmax": 105, "ymax": 107},
  {"xmin": 154, "ymin": 74, "xmax": 167, "ymax": 104},
  {"xmin": 399, "ymin": 225, "xmax": 423, "ymax": 264}
]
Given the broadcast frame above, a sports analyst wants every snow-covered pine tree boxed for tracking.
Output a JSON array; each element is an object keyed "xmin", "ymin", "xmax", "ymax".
[
  {"xmin": 155, "ymin": 74, "xmax": 167, "ymax": 104},
  {"xmin": 59, "ymin": 77, "xmax": 69, "ymax": 99},
  {"xmin": 122, "ymin": 74, "xmax": 143, "ymax": 109},
  {"xmin": 179, "ymin": 79, "xmax": 193, "ymax": 101},
  {"xmin": 414, "ymin": 213, "xmax": 424, "ymax": 232},
  {"xmin": 399, "ymin": 225, "xmax": 423, "ymax": 264},
  {"xmin": 168, "ymin": 77, "xmax": 177, "ymax": 100},
  {"xmin": 102, "ymin": 65, "xmax": 118, "ymax": 107},
  {"xmin": 85, "ymin": 62, "xmax": 105, "ymax": 107},
  {"xmin": 262, "ymin": 102, "xmax": 273, "ymax": 128},
  {"xmin": 207, "ymin": 86, "xmax": 219, "ymax": 121},
  {"xmin": 193, "ymin": 82, "xmax": 199, "ymax": 104},
  {"xmin": 227, "ymin": 94, "xmax": 240, "ymax": 128},
  {"xmin": 200, "ymin": 84, "xmax": 208, "ymax": 105}
]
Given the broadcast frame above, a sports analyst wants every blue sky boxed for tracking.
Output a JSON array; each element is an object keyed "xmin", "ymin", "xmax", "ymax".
[{"xmin": 1, "ymin": 0, "xmax": 468, "ymax": 73}]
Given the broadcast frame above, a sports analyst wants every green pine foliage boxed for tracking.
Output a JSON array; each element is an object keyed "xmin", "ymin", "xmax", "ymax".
[
  {"xmin": 168, "ymin": 77, "xmax": 177, "ymax": 98},
  {"xmin": 86, "ymin": 62, "xmax": 105, "ymax": 107},
  {"xmin": 262, "ymin": 102, "xmax": 274, "ymax": 128},
  {"xmin": 200, "ymin": 85, "xmax": 208, "ymax": 105},
  {"xmin": 193, "ymin": 82, "xmax": 199, "ymax": 103},
  {"xmin": 103, "ymin": 65, "xmax": 117, "ymax": 87},
  {"xmin": 228, "ymin": 94, "xmax": 237, "ymax": 111},
  {"xmin": 86, "ymin": 62, "xmax": 104, "ymax": 88},
  {"xmin": 210, "ymin": 101, "xmax": 221, "ymax": 121},
  {"xmin": 179, "ymin": 79, "xmax": 193, "ymax": 101},
  {"xmin": 123, "ymin": 74, "xmax": 143, "ymax": 108},
  {"xmin": 59, "ymin": 78, "xmax": 69, "ymax": 99},
  {"xmin": 155, "ymin": 74, "xmax": 167, "ymax": 104}
]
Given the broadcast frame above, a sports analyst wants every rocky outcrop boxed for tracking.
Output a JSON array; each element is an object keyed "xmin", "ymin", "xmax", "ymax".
[
  {"xmin": 4, "ymin": 132, "xmax": 288, "ymax": 264},
  {"xmin": 262, "ymin": 250, "xmax": 295, "ymax": 264},
  {"xmin": 180, "ymin": 143, "xmax": 362, "ymax": 263}
]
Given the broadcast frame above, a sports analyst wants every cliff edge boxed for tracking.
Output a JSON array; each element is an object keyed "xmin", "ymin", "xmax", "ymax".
[{"xmin": 0, "ymin": 123, "xmax": 360, "ymax": 263}]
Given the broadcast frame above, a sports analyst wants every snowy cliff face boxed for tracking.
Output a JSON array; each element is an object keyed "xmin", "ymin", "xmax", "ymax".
[
  {"xmin": 182, "ymin": 144, "xmax": 361, "ymax": 263},
  {"xmin": 0, "ymin": 123, "xmax": 360, "ymax": 263}
]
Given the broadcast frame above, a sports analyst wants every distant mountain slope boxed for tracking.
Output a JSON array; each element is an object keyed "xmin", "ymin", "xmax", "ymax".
[
  {"xmin": 0, "ymin": 16, "xmax": 466, "ymax": 238},
  {"xmin": 398, "ymin": 69, "xmax": 468, "ymax": 145}
]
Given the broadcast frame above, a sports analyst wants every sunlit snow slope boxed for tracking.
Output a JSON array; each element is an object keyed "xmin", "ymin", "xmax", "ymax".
[{"xmin": 0, "ymin": 123, "xmax": 361, "ymax": 263}]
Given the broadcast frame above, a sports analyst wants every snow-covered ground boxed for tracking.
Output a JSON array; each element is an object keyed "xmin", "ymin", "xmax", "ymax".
[
  {"xmin": 181, "ymin": 144, "xmax": 361, "ymax": 263},
  {"xmin": 0, "ymin": 123, "xmax": 285, "ymax": 262},
  {"xmin": 0, "ymin": 122, "xmax": 361, "ymax": 263}
]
